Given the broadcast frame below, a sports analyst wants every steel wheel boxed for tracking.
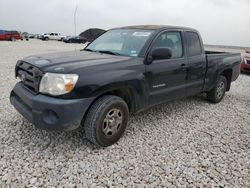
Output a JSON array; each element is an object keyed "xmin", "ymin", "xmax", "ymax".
[
  {"xmin": 84, "ymin": 95, "xmax": 129, "ymax": 147},
  {"xmin": 207, "ymin": 75, "xmax": 227, "ymax": 103},
  {"xmin": 102, "ymin": 108, "xmax": 123, "ymax": 136},
  {"xmin": 216, "ymin": 81, "xmax": 225, "ymax": 99}
]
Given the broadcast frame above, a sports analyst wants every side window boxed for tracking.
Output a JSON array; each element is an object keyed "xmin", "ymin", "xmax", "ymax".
[
  {"xmin": 50, "ymin": 33, "xmax": 54, "ymax": 36},
  {"xmin": 153, "ymin": 31, "xmax": 183, "ymax": 58},
  {"xmin": 186, "ymin": 32, "xmax": 202, "ymax": 56}
]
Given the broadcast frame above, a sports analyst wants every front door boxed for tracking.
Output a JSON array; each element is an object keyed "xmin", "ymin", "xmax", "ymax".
[
  {"xmin": 50, "ymin": 33, "xmax": 55, "ymax": 40},
  {"xmin": 145, "ymin": 31, "xmax": 188, "ymax": 106}
]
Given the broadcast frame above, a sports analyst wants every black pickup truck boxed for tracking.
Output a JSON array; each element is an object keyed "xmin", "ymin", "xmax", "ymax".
[{"xmin": 10, "ymin": 25, "xmax": 241, "ymax": 147}]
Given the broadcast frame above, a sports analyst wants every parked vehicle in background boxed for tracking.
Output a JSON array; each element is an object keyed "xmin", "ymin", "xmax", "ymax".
[
  {"xmin": 10, "ymin": 25, "xmax": 241, "ymax": 147},
  {"xmin": 21, "ymin": 32, "xmax": 29, "ymax": 41},
  {"xmin": 41, "ymin": 32, "xmax": 66, "ymax": 41},
  {"xmin": 79, "ymin": 28, "xmax": 105, "ymax": 42},
  {"xmin": 62, "ymin": 28, "xmax": 105, "ymax": 44},
  {"xmin": 240, "ymin": 50, "xmax": 250, "ymax": 73},
  {"xmin": 0, "ymin": 30, "xmax": 23, "ymax": 41},
  {"xmin": 28, "ymin": 34, "xmax": 36, "ymax": 38},
  {"xmin": 63, "ymin": 36, "xmax": 87, "ymax": 43},
  {"xmin": 38, "ymin": 33, "xmax": 46, "ymax": 39}
]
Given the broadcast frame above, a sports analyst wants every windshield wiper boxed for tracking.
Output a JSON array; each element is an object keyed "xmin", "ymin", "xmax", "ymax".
[
  {"xmin": 96, "ymin": 50, "xmax": 121, "ymax": 56},
  {"xmin": 82, "ymin": 48, "xmax": 93, "ymax": 52},
  {"xmin": 82, "ymin": 49, "xmax": 121, "ymax": 56}
]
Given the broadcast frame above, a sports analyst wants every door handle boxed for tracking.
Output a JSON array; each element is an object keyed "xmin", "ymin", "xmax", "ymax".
[{"xmin": 180, "ymin": 63, "xmax": 187, "ymax": 71}]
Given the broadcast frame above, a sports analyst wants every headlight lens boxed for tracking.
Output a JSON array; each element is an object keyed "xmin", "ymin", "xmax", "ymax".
[{"xmin": 39, "ymin": 73, "xmax": 79, "ymax": 95}]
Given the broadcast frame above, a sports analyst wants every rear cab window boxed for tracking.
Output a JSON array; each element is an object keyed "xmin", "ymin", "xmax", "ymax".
[{"xmin": 185, "ymin": 31, "xmax": 203, "ymax": 56}]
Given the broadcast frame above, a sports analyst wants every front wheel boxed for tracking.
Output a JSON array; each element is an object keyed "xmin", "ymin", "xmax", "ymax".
[
  {"xmin": 84, "ymin": 95, "xmax": 129, "ymax": 147},
  {"xmin": 207, "ymin": 75, "xmax": 227, "ymax": 103}
]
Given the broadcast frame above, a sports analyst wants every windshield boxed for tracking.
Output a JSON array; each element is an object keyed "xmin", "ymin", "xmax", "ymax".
[{"xmin": 85, "ymin": 29, "xmax": 154, "ymax": 57}]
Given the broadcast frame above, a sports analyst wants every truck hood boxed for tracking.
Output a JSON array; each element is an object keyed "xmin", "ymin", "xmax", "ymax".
[{"xmin": 22, "ymin": 50, "xmax": 133, "ymax": 73}]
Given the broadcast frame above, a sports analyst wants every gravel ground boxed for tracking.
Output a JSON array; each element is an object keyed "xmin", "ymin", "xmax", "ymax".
[{"xmin": 0, "ymin": 40, "xmax": 249, "ymax": 187}]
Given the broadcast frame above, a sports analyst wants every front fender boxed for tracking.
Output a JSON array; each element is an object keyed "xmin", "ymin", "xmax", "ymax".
[{"xmin": 74, "ymin": 70, "xmax": 147, "ymax": 112}]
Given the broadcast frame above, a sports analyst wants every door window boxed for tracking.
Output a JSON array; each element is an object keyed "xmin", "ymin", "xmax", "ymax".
[{"xmin": 153, "ymin": 32, "xmax": 183, "ymax": 58}]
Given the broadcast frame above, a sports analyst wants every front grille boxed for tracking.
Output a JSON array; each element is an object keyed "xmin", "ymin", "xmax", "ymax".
[{"xmin": 15, "ymin": 61, "xmax": 43, "ymax": 93}]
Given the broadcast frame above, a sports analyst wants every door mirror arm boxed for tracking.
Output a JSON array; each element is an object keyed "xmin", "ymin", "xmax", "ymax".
[{"xmin": 145, "ymin": 54, "xmax": 153, "ymax": 65}]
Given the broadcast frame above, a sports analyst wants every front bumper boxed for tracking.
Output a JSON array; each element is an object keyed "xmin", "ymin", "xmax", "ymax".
[{"xmin": 10, "ymin": 82, "xmax": 94, "ymax": 131}]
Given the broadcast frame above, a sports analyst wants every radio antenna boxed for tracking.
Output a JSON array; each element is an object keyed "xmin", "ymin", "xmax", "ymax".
[{"xmin": 74, "ymin": 0, "xmax": 78, "ymax": 52}]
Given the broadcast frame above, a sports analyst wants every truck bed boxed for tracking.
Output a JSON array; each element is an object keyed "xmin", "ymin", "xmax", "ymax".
[
  {"xmin": 205, "ymin": 50, "xmax": 229, "ymax": 55},
  {"xmin": 203, "ymin": 51, "xmax": 241, "ymax": 92}
]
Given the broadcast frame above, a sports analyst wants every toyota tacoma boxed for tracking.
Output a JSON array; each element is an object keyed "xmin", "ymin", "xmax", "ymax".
[{"xmin": 10, "ymin": 25, "xmax": 241, "ymax": 147}]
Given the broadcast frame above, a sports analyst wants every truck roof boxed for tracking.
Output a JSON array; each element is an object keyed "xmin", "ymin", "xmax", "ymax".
[{"xmin": 115, "ymin": 25, "xmax": 197, "ymax": 32}]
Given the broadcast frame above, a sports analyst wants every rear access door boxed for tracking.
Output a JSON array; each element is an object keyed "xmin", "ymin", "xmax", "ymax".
[{"xmin": 184, "ymin": 31, "xmax": 207, "ymax": 96}]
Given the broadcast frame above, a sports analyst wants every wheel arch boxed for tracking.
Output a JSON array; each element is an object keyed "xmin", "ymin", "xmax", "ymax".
[
  {"xmin": 80, "ymin": 86, "xmax": 140, "ymax": 126},
  {"xmin": 91, "ymin": 86, "xmax": 137, "ymax": 113},
  {"xmin": 220, "ymin": 68, "xmax": 232, "ymax": 91}
]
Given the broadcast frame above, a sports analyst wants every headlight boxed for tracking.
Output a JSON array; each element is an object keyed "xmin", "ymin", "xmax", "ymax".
[{"xmin": 39, "ymin": 73, "xmax": 79, "ymax": 95}]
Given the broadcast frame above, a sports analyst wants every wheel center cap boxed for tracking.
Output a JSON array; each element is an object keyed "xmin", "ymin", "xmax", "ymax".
[{"xmin": 109, "ymin": 119, "xmax": 116, "ymax": 127}]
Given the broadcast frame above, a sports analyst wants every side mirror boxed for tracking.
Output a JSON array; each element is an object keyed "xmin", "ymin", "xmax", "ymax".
[
  {"xmin": 151, "ymin": 47, "xmax": 172, "ymax": 60},
  {"xmin": 145, "ymin": 47, "xmax": 172, "ymax": 65}
]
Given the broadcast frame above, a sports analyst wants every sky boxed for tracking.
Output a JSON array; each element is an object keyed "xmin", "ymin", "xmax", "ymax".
[{"xmin": 0, "ymin": 0, "xmax": 250, "ymax": 46}]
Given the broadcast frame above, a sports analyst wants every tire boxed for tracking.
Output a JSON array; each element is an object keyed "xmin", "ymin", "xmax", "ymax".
[
  {"xmin": 45, "ymin": 37, "xmax": 49, "ymax": 41},
  {"xmin": 207, "ymin": 75, "xmax": 227, "ymax": 103},
  {"xmin": 10, "ymin": 37, "xmax": 16, "ymax": 41},
  {"xmin": 84, "ymin": 95, "xmax": 129, "ymax": 147}
]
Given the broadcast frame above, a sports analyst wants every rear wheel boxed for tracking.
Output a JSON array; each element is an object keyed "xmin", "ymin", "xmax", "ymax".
[
  {"xmin": 207, "ymin": 75, "xmax": 227, "ymax": 103},
  {"xmin": 10, "ymin": 37, "xmax": 16, "ymax": 41},
  {"xmin": 84, "ymin": 95, "xmax": 129, "ymax": 147}
]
